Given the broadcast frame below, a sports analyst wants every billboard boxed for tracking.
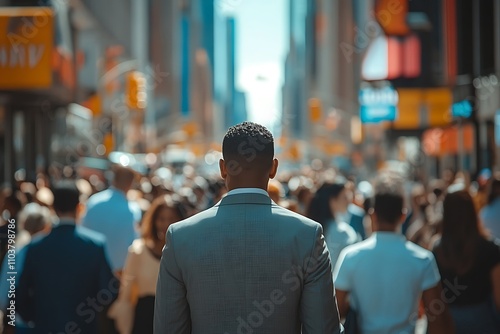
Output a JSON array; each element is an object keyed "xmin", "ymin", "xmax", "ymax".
[{"xmin": 0, "ymin": 7, "xmax": 54, "ymax": 89}]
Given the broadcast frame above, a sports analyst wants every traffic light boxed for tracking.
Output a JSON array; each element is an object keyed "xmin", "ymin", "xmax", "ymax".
[
  {"xmin": 126, "ymin": 71, "xmax": 147, "ymax": 110},
  {"xmin": 309, "ymin": 98, "xmax": 322, "ymax": 122}
]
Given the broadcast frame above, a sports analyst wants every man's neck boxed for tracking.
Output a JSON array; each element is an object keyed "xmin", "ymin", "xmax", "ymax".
[
  {"xmin": 111, "ymin": 185, "xmax": 129, "ymax": 194},
  {"xmin": 374, "ymin": 223, "xmax": 400, "ymax": 233},
  {"xmin": 226, "ymin": 179, "xmax": 269, "ymax": 192},
  {"xmin": 57, "ymin": 213, "xmax": 77, "ymax": 222}
]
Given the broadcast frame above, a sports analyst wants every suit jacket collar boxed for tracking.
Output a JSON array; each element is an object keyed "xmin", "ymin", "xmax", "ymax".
[
  {"xmin": 226, "ymin": 188, "xmax": 269, "ymax": 197},
  {"xmin": 216, "ymin": 193, "xmax": 273, "ymax": 206}
]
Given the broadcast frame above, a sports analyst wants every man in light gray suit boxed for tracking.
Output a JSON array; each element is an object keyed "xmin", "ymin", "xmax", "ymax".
[{"xmin": 154, "ymin": 122, "xmax": 343, "ymax": 334}]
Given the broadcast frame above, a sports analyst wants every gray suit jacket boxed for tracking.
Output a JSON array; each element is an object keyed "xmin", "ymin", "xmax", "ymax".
[{"xmin": 154, "ymin": 193, "xmax": 343, "ymax": 334}]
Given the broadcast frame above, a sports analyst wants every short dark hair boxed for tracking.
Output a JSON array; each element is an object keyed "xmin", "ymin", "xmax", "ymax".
[
  {"xmin": 52, "ymin": 180, "xmax": 80, "ymax": 214},
  {"xmin": 222, "ymin": 122, "xmax": 274, "ymax": 171},
  {"xmin": 113, "ymin": 165, "xmax": 136, "ymax": 189},
  {"xmin": 373, "ymin": 173, "xmax": 405, "ymax": 225}
]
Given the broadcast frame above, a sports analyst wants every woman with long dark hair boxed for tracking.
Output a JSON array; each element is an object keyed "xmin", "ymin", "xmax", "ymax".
[
  {"xmin": 306, "ymin": 178, "xmax": 360, "ymax": 269},
  {"xmin": 433, "ymin": 190, "xmax": 500, "ymax": 334},
  {"xmin": 109, "ymin": 194, "xmax": 187, "ymax": 334}
]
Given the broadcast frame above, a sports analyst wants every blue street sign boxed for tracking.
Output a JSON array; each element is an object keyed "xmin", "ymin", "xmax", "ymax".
[
  {"xmin": 452, "ymin": 100, "xmax": 473, "ymax": 118},
  {"xmin": 359, "ymin": 86, "xmax": 398, "ymax": 123}
]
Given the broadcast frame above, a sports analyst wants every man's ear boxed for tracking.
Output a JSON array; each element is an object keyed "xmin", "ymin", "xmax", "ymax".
[
  {"xmin": 368, "ymin": 208, "xmax": 377, "ymax": 229},
  {"xmin": 399, "ymin": 208, "xmax": 408, "ymax": 224},
  {"xmin": 269, "ymin": 158, "xmax": 279, "ymax": 179},
  {"xmin": 219, "ymin": 159, "xmax": 227, "ymax": 179},
  {"xmin": 76, "ymin": 203, "xmax": 85, "ymax": 222}
]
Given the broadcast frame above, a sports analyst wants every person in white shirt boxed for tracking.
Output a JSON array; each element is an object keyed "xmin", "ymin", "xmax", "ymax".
[{"xmin": 333, "ymin": 173, "xmax": 454, "ymax": 334}]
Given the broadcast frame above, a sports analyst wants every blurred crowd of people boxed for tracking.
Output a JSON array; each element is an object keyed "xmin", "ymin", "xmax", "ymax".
[{"xmin": 0, "ymin": 160, "xmax": 499, "ymax": 333}]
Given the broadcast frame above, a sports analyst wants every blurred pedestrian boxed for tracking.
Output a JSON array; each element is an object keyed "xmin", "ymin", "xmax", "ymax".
[
  {"xmin": 109, "ymin": 194, "xmax": 186, "ymax": 334},
  {"xmin": 17, "ymin": 180, "xmax": 117, "ymax": 333},
  {"xmin": 433, "ymin": 190, "xmax": 500, "ymax": 334},
  {"xmin": 0, "ymin": 203, "xmax": 52, "ymax": 334},
  {"xmin": 334, "ymin": 173, "xmax": 454, "ymax": 334},
  {"xmin": 306, "ymin": 178, "xmax": 360, "ymax": 269},
  {"xmin": 473, "ymin": 168, "xmax": 491, "ymax": 212},
  {"xmin": 154, "ymin": 122, "xmax": 343, "ymax": 333},
  {"xmin": 0, "ymin": 189, "xmax": 24, "ymax": 266},
  {"xmin": 345, "ymin": 180, "xmax": 368, "ymax": 240},
  {"xmin": 82, "ymin": 165, "xmax": 141, "ymax": 275},
  {"xmin": 403, "ymin": 184, "xmax": 428, "ymax": 237},
  {"xmin": 82, "ymin": 166, "xmax": 141, "ymax": 333},
  {"xmin": 480, "ymin": 175, "xmax": 500, "ymax": 239}
]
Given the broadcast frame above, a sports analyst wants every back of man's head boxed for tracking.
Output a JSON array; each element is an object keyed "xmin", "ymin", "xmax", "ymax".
[
  {"xmin": 20, "ymin": 203, "xmax": 52, "ymax": 236},
  {"xmin": 52, "ymin": 180, "xmax": 80, "ymax": 215},
  {"xmin": 112, "ymin": 165, "xmax": 136, "ymax": 192},
  {"xmin": 373, "ymin": 173, "xmax": 405, "ymax": 225},
  {"xmin": 222, "ymin": 122, "xmax": 274, "ymax": 173}
]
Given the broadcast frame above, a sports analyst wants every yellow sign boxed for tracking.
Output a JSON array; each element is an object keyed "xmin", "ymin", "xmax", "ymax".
[
  {"xmin": 393, "ymin": 88, "xmax": 452, "ymax": 129},
  {"xmin": 0, "ymin": 7, "xmax": 54, "ymax": 89}
]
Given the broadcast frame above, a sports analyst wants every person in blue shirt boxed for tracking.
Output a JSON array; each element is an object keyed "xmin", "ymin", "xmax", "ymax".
[
  {"xmin": 82, "ymin": 165, "xmax": 142, "ymax": 276},
  {"xmin": 306, "ymin": 177, "xmax": 360, "ymax": 269}
]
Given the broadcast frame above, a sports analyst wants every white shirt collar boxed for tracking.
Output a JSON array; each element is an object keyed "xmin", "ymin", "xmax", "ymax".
[{"xmin": 226, "ymin": 188, "xmax": 269, "ymax": 197}]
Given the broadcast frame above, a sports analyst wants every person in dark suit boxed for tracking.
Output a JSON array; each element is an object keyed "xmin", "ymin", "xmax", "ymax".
[
  {"xmin": 18, "ymin": 180, "xmax": 117, "ymax": 333},
  {"xmin": 154, "ymin": 122, "xmax": 343, "ymax": 334}
]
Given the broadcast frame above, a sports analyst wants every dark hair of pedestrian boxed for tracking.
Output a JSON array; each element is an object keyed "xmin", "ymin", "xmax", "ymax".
[
  {"xmin": 373, "ymin": 173, "xmax": 405, "ymax": 225},
  {"xmin": 142, "ymin": 194, "xmax": 187, "ymax": 244},
  {"xmin": 113, "ymin": 165, "xmax": 136, "ymax": 189},
  {"xmin": 222, "ymin": 122, "xmax": 274, "ymax": 171},
  {"xmin": 52, "ymin": 180, "xmax": 80, "ymax": 214},
  {"xmin": 306, "ymin": 177, "xmax": 347, "ymax": 232},
  {"xmin": 434, "ymin": 190, "xmax": 483, "ymax": 275}
]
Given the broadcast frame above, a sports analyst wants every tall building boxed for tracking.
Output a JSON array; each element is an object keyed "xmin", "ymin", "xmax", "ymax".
[
  {"xmin": 282, "ymin": 0, "xmax": 358, "ymax": 165},
  {"xmin": 234, "ymin": 90, "xmax": 248, "ymax": 125},
  {"xmin": 214, "ymin": 13, "xmax": 241, "ymax": 138},
  {"xmin": 283, "ymin": 0, "xmax": 310, "ymax": 141}
]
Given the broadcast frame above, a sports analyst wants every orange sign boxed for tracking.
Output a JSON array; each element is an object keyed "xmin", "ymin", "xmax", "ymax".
[
  {"xmin": 0, "ymin": 7, "xmax": 54, "ymax": 89},
  {"xmin": 422, "ymin": 124, "xmax": 474, "ymax": 157},
  {"xmin": 375, "ymin": 0, "xmax": 410, "ymax": 36}
]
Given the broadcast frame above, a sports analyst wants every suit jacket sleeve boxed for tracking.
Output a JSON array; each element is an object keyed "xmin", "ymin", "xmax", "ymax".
[
  {"xmin": 17, "ymin": 247, "xmax": 35, "ymax": 323},
  {"xmin": 300, "ymin": 225, "xmax": 344, "ymax": 334},
  {"xmin": 154, "ymin": 226, "xmax": 191, "ymax": 334}
]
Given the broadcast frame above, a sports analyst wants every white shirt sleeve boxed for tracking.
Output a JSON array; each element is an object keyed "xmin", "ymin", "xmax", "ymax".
[
  {"xmin": 332, "ymin": 249, "xmax": 353, "ymax": 291},
  {"xmin": 421, "ymin": 254, "xmax": 441, "ymax": 291}
]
